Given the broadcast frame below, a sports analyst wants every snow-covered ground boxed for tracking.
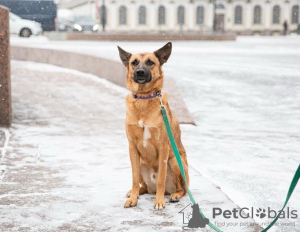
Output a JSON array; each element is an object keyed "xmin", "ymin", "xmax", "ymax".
[
  {"xmin": 1, "ymin": 61, "xmax": 259, "ymax": 232},
  {"xmin": 7, "ymin": 35, "xmax": 300, "ymax": 231}
]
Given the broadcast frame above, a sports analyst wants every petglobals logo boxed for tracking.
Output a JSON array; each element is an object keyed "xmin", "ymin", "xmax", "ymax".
[{"xmin": 212, "ymin": 207, "xmax": 298, "ymax": 219}]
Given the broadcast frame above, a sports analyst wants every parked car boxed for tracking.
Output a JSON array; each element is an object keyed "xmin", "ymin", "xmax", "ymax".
[
  {"xmin": 56, "ymin": 17, "xmax": 75, "ymax": 32},
  {"xmin": 56, "ymin": 9, "xmax": 75, "ymax": 32},
  {"xmin": 73, "ymin": 15, "xmax": 99, "ymax": 32},
  {"xmin": 0, "ymin": 0, "xmax": 57, "ymax": 31},
  {"xmin": 9, "ymin": 12, "xmax": 43, "ymax": 37}
]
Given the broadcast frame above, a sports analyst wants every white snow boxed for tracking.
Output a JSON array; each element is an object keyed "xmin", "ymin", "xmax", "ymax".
[
  {"xmin": 7, "ymin": 35, "xmax": 300, "ymax": 231},
  {"xmin": 2, "ymin": 60, "xmax": 259, "ymax": 232},
  {"xmin": 0, "ymin": 129, "xmax": 10, "ymax": 183}
]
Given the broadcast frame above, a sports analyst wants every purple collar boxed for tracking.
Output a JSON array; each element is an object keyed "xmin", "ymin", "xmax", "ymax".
[{"xmin": 132, "ymin": 90, "xmax": 161, "ymax": 99}]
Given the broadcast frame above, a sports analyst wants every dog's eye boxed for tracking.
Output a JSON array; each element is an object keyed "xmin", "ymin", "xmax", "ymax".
[
  {"xmin": 146, "ymin": 59, "xmax": 155, "ymax": 66},
  {"xmin": 131, "ymin": 59, "xmax": 139, "ymax": 66}
]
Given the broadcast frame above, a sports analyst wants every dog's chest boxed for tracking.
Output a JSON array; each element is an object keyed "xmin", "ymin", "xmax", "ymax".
[
  {"xmin": 127, "ymin": 118, "xmax": 161, "ymax": 162},
  {"xmin": 137, "ymin": 120, "xmax": 152, "ymax": 147},
  {"xmin": 127, "ymin": 120, "xmax": 160, "ymax": 145},
  {"xmin": 136, "ymin": 120, "xmax": 160, "ymax": 163}
]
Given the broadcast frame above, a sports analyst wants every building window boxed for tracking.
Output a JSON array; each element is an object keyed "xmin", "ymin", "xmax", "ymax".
[
  {"xmin": 119, "ymin": 6, "xmax": 127, "ymax": 25},
  {"xmin": 196, "ymin": 6, "xmax": 205, "ymax": 25},
  {"xmin": 253, "ymin": 5, "xmax": 261, "ymax": 24},
  {"xmin": 272, "ymin": 5, "xmax": 281, "ymax": 24},
  {"xmin": 158, "ymin": 5, "xmax": 166, "ymax": 25},
  {"xmin": 177, "ymin": 6, "xmax": 185, "ymax": 25},
  {"xmin": 139, "ymin": 6, "xmax": 146, "ymax": 25},
  {"xmin": 216, "ymin": 4, "xmax": 225, "ymax": 9},
  {"xmin": 235, "ymin": 6, "xmax": 243, "ymax": 24},
  {"xmin": 291, "ymin": 5, "xmax": 299, "ymax": 24}
]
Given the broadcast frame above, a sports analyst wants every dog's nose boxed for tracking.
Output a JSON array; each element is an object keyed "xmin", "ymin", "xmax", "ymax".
[
  {"xmin": 136, "ymin": 69, "xmax": 146, "ymax": 76},
  {"xmin": 134, "ymin": 68, "xmax": 151, "ymax": 84}
]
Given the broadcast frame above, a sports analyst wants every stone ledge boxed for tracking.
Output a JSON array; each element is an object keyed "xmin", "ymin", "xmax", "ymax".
[
  {"xmin": 11, "ymin": 46, "xmax": 195, "ymax": 125},
  {"xmin": 45, "ymin": 32, "xmax": 236, "ymax": 41}
]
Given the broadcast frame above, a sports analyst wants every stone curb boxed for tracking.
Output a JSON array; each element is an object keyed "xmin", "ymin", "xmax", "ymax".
[{"xmin": 11, "ymin": 46, "xmax": 195, "ymax": 125}]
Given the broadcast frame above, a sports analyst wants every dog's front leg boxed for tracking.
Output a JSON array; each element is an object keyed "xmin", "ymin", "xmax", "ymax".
[
  {"xmin": 154, "ymin": 146, "xmax": 170, "ymax": 210},
  {"xmin": 124, "ymin": 146, "xmax": 140, "ymax": 208}
]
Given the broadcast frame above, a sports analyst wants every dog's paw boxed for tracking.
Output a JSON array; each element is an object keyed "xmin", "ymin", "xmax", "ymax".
[
  {"xmin": 124, "ymin": 197, "xmax": 138, "ymax": 208},
  {"xmin": 126, "ymin": 187, "xmax": 147, "ymax": 198},
  {"xmin": 169, "ymin": 192, "xmax": 182, "ymax": 202},
  {"xmin": 126, "ymin": 190, "xmax": 132, "ymax": 198},
  {"xmin": 154, "ymin": 197, "xmax": 165, "ymax": 210},
  {"xmin": 170, "ymin": 194, "xmax": 180, "ymax": 202}
]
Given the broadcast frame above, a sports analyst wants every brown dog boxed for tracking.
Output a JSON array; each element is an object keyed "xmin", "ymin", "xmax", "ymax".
[{"xmin": 118, "ymin": 42, "xmax": 189, "ymax": 210}]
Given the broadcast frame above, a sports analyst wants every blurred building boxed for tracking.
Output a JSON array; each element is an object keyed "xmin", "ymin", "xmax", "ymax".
[{"xmin": 59, "ymin": 0, "xmax": 300, "ymax": 34}]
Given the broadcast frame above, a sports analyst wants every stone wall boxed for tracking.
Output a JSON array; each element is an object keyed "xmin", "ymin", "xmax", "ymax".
[
  {"xmin": 0, "ymin": 6, "xmax": 12, "ymax": 127},
  {"xmin": 11, "ymin": 46, "xmax": 127, "ymax": 87}
]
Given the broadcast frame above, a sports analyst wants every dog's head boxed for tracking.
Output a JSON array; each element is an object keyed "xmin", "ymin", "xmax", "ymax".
[{"xmin": 117, "ymin": 42, "xmax": 172, "ymax": 94}]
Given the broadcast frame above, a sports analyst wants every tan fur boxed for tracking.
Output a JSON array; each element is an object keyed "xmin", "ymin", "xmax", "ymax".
[{"xmin": 118, "ymin": 43, "xmax": 189, "ymax": 210}]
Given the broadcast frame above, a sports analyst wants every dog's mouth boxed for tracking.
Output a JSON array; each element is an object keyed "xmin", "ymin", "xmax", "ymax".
[
  {"xmin": 135, "ymin": 77, "xmax": 148, "ymax": 84},
  {"xmin": 134, "ymin": 73, "xmax": 152, "ymax": 84}
]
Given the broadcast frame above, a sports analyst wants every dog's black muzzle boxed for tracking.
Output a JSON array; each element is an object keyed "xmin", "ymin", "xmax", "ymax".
[{"xmin": 134, "ymin": 68, "xmax": 152, "ymax": 84}]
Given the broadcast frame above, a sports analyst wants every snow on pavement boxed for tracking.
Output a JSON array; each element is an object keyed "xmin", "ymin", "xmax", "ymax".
[
  {"xmin": 10, "ymin": 35, "xmax": 300, "ymax": 231},
  {"xmin": 0, "ymin": 61, "xmax": 260, "ymax": 231},
  {"xmin": 166, "ymin": 36, "xmax": 300, "ymax": 232}
]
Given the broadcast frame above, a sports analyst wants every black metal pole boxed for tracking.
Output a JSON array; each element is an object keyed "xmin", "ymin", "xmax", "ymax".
[
  {"xmin": 213, "ymin": 0, "xmax": 217, "ymax": 32},
  {"xmin": 298, "ymin": 4, "xmax": 300, "ymax": 34},
  {"xmin": 101, "ymin": 0, "xmax": 106, "ymax": 32}
]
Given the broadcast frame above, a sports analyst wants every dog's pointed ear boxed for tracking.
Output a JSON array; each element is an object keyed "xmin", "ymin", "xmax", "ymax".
[
  {"xmin": 154, "ymin": 42, "xmax": 172, "ymax": 65},
  {"xmin": 117, "ymin": 46, "xmax": 132, "ymax": 66}
]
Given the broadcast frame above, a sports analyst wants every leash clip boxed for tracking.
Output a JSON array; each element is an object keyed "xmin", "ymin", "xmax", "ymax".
[{"xmin": 157, "ymin": 91, "xmax": 164, "ymax": 109}]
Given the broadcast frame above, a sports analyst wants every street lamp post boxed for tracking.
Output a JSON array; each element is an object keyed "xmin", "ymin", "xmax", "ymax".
[
  {"xmin": 298, "ymin": 3, "xmax": 300, "ymax": 34},
  {"xmin": 213, "ymin": 0, "xmax": 217, "ymax": 32},
  {"xmin": 101, "ymin": 0, "xmax": 106, "ymax": 32}
]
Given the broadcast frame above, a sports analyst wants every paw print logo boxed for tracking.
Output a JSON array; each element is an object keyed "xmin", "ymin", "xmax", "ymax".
[{"xmin": 256, "ymin": 208, "xmax": 266, "ymax": 218}]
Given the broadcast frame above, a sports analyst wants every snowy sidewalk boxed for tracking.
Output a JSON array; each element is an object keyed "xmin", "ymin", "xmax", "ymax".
[{"xmin": 0, "ymin": 61, "xmax": 259, "ymax": 231}]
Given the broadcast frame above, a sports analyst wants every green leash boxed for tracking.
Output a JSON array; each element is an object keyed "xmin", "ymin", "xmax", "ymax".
[{"xmin": 160, "ymin": 105, "xmax": 300, "ymax": 232}]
